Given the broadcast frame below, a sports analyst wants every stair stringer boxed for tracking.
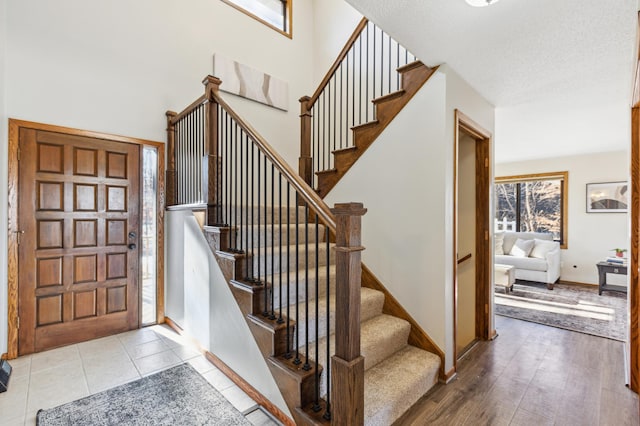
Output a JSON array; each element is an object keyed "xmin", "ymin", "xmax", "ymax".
[
  {"xmin": 315, "ymin": 62, "xmax": 440, "ymax": 198},
  {"xmin": 164, "ymin": 210, "xmax": 294, "ymax": 424},
  {"xmin": 202, "ymin": 224, "xmax": 328, "ymax": 426}
]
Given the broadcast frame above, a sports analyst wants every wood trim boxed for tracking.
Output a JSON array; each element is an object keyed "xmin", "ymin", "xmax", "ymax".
[
  {"xmin": 307, "ymin": 18, "xmax": 369, "ymax": 108},
  {"xmin": 7, "ymin": 120, "xmax": 19, "ymax": 359},
  {"xmin": 630, "ymin": 106, "xmax": 640, "ymax": 392},
  {"xmin": 361, "ymin": 265, "xmax": 446, "ymax": 372},
  {"xmin": 443, "ymin": 366, "xmax": 456, "ymax": 383},
  {"xmin": 156, "ymin": 144, "xmax": 166, "ymax": 324},
  {"xmin": 495, "ymin": 171, "xmax": 569, "ymax": 250},
  {"xmin": 211, "ymin": 89, "xmax": 336, "ymax": 232},
  {"xmin": 457, "ymin": 253, "xmax": 472, "ymax": 265},
  {"xmin": 219, "ymin": 0, "xmax": 293, "ymax": 39},
  {"xmin": 164, "ymin": 317, "xmax": 295, "ymax": 426},
  {"xmin": 632, "ymin": 12, "xmax": 640, "ymax": 107},
  {"xmin": 453, "ymin": 109, "xmax": 492, "ymax": 372},
  {"xmin": 6, "ymin": 119, "xmax": 164, "ymax": 358}
]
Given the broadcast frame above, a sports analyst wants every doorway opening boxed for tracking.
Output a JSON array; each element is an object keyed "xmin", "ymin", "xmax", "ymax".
[{"xmin": 453, "ymin": 110, "xmax": 492, "ymax": 366}]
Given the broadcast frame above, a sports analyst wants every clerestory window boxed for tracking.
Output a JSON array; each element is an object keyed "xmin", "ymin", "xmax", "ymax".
[{"xmin": 222, "ymin": 0, "xmax": 292, "ymax": 38}]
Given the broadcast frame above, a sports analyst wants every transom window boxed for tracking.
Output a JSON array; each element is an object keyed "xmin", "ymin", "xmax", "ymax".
[
  {"xmin": 495, "ymin": 171, "xmax": 568, "ymax": 248},
  {"xmin": 222, "ymin": 0, "xmax": 291, "ymax": 37}
]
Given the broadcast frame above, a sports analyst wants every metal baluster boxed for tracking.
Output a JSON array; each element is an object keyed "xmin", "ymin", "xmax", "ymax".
[
  {"xmin": 324, "ymin": 224, "xmax": 331, "ymax": 421},
  {"xmin": 285, "ymin": 183, "xmax": 292, "ymax": 359},
  {"xmin": 303, "ymin": 203, "xmax": 310, "ymax": 372},
  {"xmin": 366, "ymin": 24, "xmax": 370, "ymax": 122},
  {"xmin": 294, "ymin": 200, "xmax": 301, "ymax": 365},
  {"xmin": 340, "ymin": 61, "xmax": 343, "ymax": 150},
  {"xmin": 263, "ymin": 155, "xmax": 268, "ymax": 315},
  {"xmin": 388, "ymin": 32, "xmax": 392, "ymax": 95},
  {"xmin": 313, "ymin": 214, "xmax": 320, "ymax": 412},
  {"xmin": 239, "ymin": 127, "xmax": 244, "ymax": 254},
  {"xmin": 278, "ymin": 174, "xmax": 283, "ymax": 324},
  {"xmin": 270, "ymin": 163, "xmax": 275, "ymax": 320}
]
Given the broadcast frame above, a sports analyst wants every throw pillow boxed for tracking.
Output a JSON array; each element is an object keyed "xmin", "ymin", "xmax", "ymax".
[
  {"xmin": 509, "ymin": 238, "xmax": 535, "ymax": 257},
  {"xmin": 495, "ymin": 232, "xmax": 504, "ymax": 255},
  {"xmin": 530, "ymin": 239, "xmax": 558, "ymax": 259}
]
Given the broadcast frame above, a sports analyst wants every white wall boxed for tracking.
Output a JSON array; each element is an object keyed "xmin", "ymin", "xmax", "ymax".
[
  {"xmin": 0, "ymin": 0, "xmax": 315, "ymax": 356},
  {"xmin": 311, "ymin": 0, "xmax": 362, "ymax": 87},
  {"xmin": 0, "ymin": 0, "xmax": 7, "ymax": 358},
  {"xmin": 496, "ymin": 150, "xmax": 629, "ymax": 285},
  {"xmin": 165, "ymin": 210, "xmax": 291, "ymax": 418},
  {"xmin": 325, "ymin": 66, "xmax": 495, "ymax": 372}
]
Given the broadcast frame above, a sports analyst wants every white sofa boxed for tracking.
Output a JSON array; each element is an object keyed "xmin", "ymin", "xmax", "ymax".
[{"xmin": 494, "ymin": 231, "xmax": 561, "ymax": 289}]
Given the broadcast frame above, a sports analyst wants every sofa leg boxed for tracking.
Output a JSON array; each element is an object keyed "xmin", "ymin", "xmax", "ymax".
[{"xmin": 546, "ymin": 283, "xmax": 554, "ymax": 290}]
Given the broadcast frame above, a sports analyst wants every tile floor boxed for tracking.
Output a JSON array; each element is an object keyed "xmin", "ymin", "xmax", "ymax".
[{"xmin": 0, "ymin": 325, "xmax": 281, "ymax": 426}]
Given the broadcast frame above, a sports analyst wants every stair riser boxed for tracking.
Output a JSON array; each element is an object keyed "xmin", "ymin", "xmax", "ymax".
[{"xmin": 251, "ymin": 245, "xmax": 335, "ymax": 275}]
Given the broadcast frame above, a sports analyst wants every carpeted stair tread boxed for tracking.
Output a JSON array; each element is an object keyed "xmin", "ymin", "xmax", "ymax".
[
  {"xmin": 230, "ymin": 205, "xmax": 308, "ymax": 225},
  {"xmin": 299, "ymin": 314, "xmax": 411, "ymax": 399},
  {"xmin": 290, "ymin": 287, "xmax": 385, "ymax": 347},
  {"xmin": 364, "ymin": 345, "xmax": 441, "ymax": 426},
  {"xmin": 242, "ymin": 223, "xmax": 328, "ymax": 248},
  {"xmin": 252, "ymin": 243, "xmax": 335, "ymax": 275},
  {"xmin": 271, "ymin": 265, "xmax": 336, "ymax": 307}
]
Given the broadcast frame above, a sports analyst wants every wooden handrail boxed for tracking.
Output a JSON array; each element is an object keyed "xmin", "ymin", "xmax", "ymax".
[
  {"xmin": 307, "ymin": 18, "xmax": 369, "ymax": 108},
  {"xmin": 210, "ymin": 89, "xmax": 337, "ymax": 232},
  {"xmin": 171, "ymin": 94, "xmax": 208, "ymax": 123}
]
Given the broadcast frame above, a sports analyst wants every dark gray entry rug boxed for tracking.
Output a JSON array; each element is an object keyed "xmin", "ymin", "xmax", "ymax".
[
  {"xmin": 36, "ymin": 363, "xmax": 251, "ymax": 426},
  {"xmin": 495, "ymin": 281, "xmax": 627, "ymax": 341}
]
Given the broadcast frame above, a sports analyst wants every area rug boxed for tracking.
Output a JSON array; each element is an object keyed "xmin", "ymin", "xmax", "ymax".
[
  {"xmin": 495, "ymin": 281, "xmax": 627, "ymax": 341},
  {"xmin": 36, "ymin": 363, "xmax": 251, "ymax": 426}
]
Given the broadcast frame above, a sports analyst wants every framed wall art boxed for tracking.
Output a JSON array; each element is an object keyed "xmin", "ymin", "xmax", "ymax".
[{"xmin": 586, "ymin": 181, "xmax": 628, "ymax": 213}]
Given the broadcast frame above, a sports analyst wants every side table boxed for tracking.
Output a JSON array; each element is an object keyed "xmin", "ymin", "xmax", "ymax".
[{"xmin": 596, "ymin": 262, "xmax": 627, "ymax": 295}]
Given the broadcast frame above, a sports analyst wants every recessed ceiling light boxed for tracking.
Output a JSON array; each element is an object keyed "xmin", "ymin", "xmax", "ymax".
[{"xmin": 466, "ymin": 0, "xmax": 500, "ymax": 7}]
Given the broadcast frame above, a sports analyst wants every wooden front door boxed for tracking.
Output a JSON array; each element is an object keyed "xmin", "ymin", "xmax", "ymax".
[{"xmin": 17, "ymin": 128, "xmax": 140, "ymax": 355}]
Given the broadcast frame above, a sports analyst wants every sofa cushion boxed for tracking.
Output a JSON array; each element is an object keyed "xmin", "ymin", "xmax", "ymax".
[
  {"xmin": 495, "ymin": 232, "xmax": 504, "ymax": 255},
  {"xmin": 530, "ymin": 239, "xmax": 558, "ymax": 259},
  {"xmin": 502, "ymin": 231, "xmax": 553, "ymax": 254},
  {"xmin": 494, "ymin": 255, "xmax": 549, "ymax": 272},
  {"xmin": 510, "ymin": 238, "xmax": 535, "ymax": 257}
]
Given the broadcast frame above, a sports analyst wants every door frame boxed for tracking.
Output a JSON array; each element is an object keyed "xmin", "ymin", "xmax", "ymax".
[
  {"xmin": 6, "ymin": 119, "xmax": 165, "ymax": 359},
  {"xmin": 453, "ymin": 109, "xmax": 492, "ymax": 370}
]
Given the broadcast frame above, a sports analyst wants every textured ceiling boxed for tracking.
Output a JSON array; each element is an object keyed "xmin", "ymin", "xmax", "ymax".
[{"xmin": 345, "ymin": 0, "xmax": 638, "ymax": 163}]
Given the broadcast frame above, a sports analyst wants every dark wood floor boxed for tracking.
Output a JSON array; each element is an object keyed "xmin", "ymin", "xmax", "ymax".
[{"xmin": 395, "ymin": 316, "xmax": 639, "ymax": 425}]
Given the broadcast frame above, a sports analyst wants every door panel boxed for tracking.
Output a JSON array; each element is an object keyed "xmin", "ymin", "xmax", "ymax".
[{"xmin": 18, "ymin": 128, "xmax": 140, "ymax": 355}]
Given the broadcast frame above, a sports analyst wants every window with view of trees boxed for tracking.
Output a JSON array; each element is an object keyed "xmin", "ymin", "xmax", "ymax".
[
  {"xmin": 222, "ymin": 0, "xmax": 291, "ymax": 37},
  {"xmin": 495, "ymin": 171, "xmax": 568, "ymax": 248}
]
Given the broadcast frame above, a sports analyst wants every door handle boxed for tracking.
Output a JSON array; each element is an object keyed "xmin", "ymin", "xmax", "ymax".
[
  {"xmin": 128, "ymin": 243, "xmax": 137, "ymax": 250},
  {"xmin": 128, "ymin": 232, "xmax": 137, "ymax": 239}
]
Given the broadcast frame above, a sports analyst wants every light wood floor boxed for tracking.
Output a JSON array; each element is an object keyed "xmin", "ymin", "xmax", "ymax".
[{"xmin": 395, "ymin": 316, "xmax": 639, "ymax": 425}]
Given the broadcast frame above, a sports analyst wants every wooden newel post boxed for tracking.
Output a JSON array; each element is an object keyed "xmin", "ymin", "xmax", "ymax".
[
  {"xmin": 299, "ymin": 96, "xmax": 313, "ymax": 187},
  {"xmin": 203, "ymin": 75, "xmax": 222, "ymax": 226},
  {"xmin": 331, "ymin": 202, "xmax": 367, "ymax": 426},
  {"xmin": 165, "ymin": 111, "xmax": 177, "ymax": 206}
]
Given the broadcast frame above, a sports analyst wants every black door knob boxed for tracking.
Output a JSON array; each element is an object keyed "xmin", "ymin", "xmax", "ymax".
[
  {"xmin": 128, "ymin": 232, "xmax": 137, "ymax": 238},
  {"xmin": 128, "ymin": 243, "xmax": 137, "ymax": 250}
]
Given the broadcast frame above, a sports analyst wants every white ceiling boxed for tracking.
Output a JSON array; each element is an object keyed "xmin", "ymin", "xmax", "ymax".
[{"xmin": 345, "ymin": 0, "xmax": 638, "ymax": 163}]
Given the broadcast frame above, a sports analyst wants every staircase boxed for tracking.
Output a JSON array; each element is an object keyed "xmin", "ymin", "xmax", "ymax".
[
  {"xmin": 202, "ymin": 205, "xmax": 441, "ymax": 425},
  {"xmin": 312, "ymin": 62, "xmax": 437, "ymax": 198},
  {"xmin": 298, "ymin": 19, "xmax": 438, "ymax": 198},
  {"xmin": 164, "ymin": 17, "xmax": 445, "ymax": 426}
]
